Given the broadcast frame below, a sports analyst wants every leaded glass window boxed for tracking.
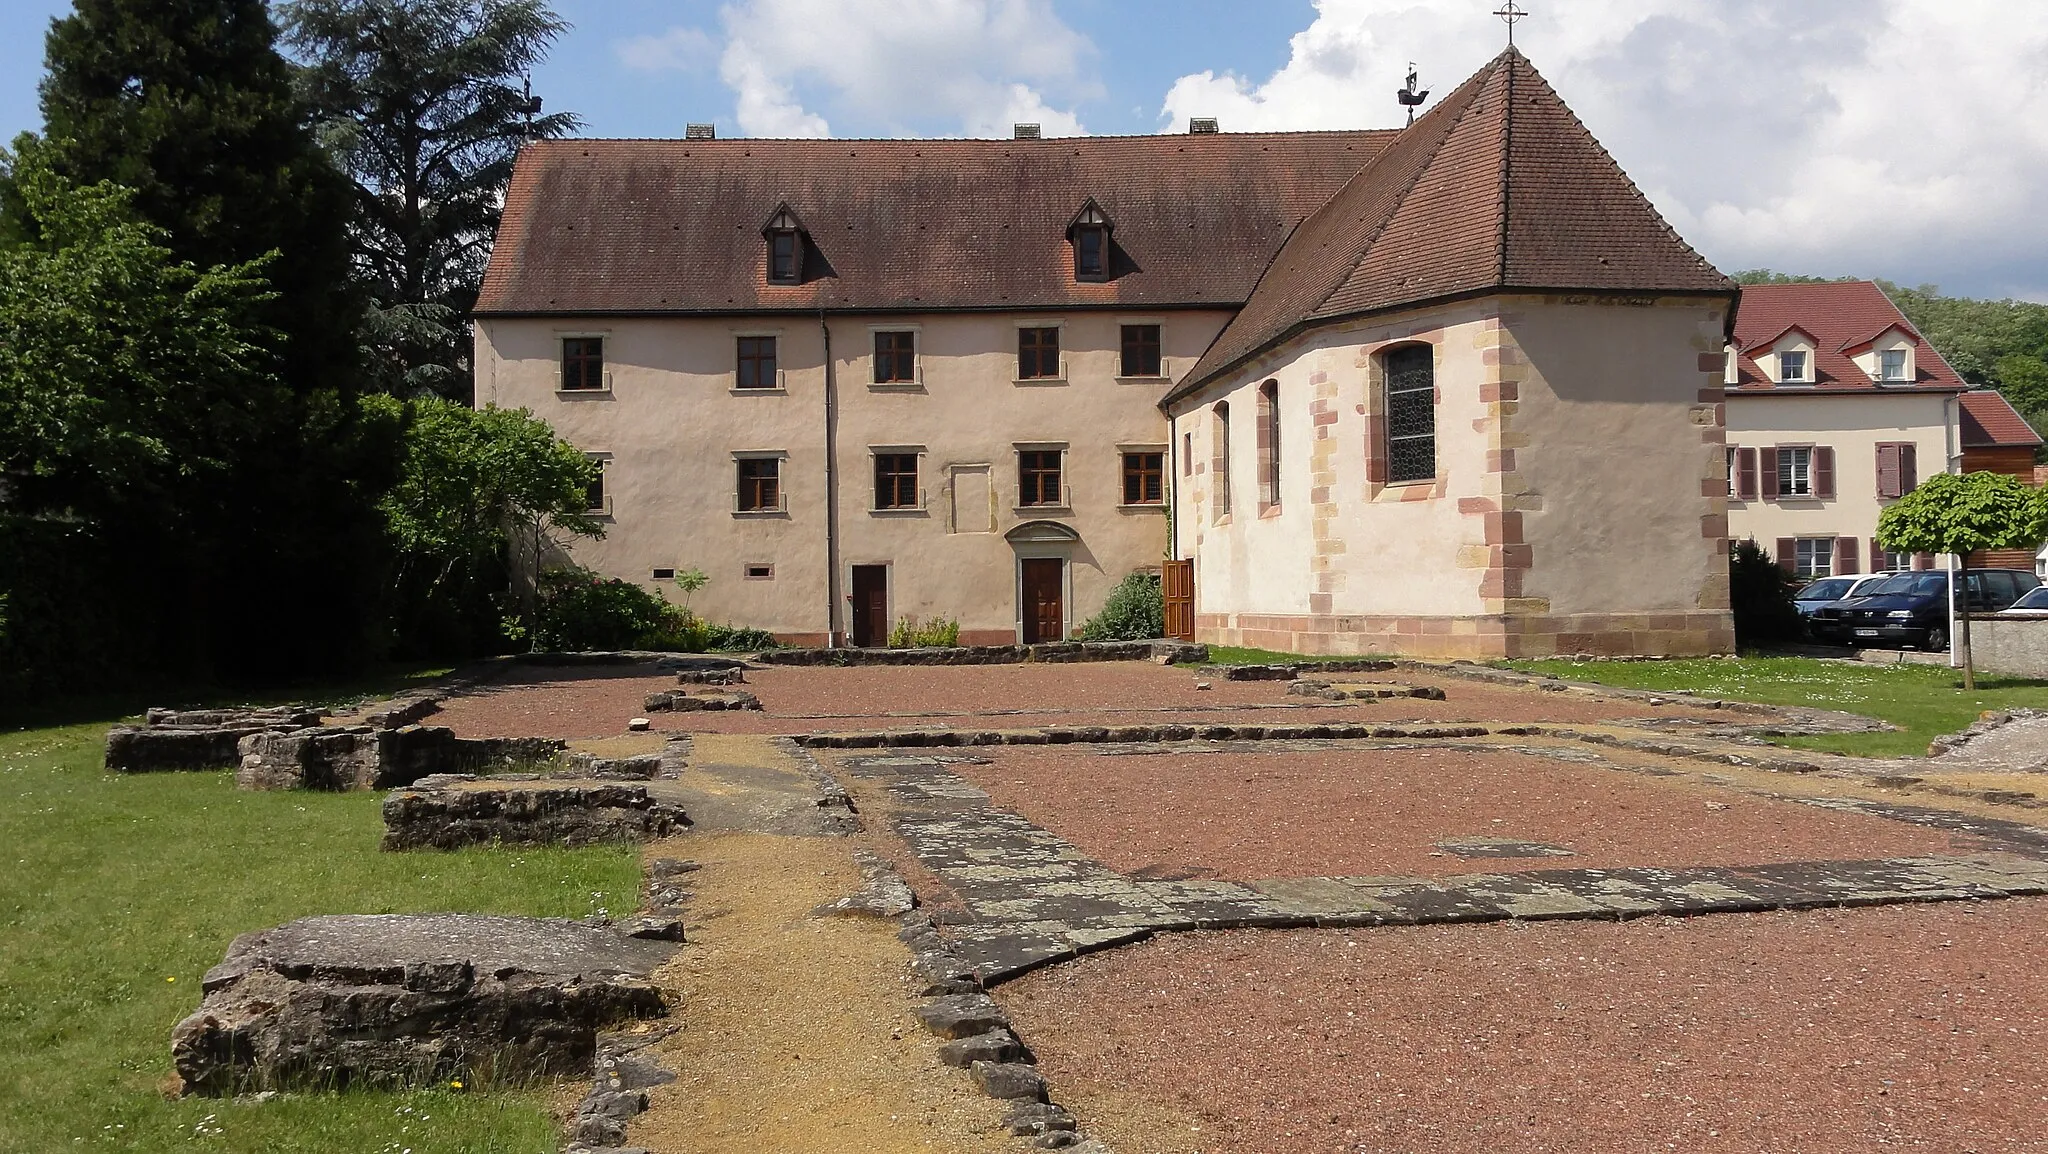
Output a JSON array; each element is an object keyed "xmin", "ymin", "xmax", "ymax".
[{"xmin": 1384, "ymin": 345, "xmax": 1435, "ymax": 484}]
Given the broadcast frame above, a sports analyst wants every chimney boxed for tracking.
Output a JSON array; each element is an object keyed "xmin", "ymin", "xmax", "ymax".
[
  {"xmin": 1188, "ymin": 117, "xmax": 1219, "ymax": 134},
  {"xmin": 685, "ymin": 123, "xmax": 716, "ymax": 140},
  {"xmin": 1013, "ymin": 123, "xmax": 1041, "ymax": 139}
]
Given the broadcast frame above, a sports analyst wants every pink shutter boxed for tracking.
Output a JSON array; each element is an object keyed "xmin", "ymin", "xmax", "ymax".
[
  {"xmin": 1760, "ymin": 447, "xmax": 1781, "ymax": 500},
  {"xmin": 1900, "ymin": 443, "xmax": 1917, "ymax": 492},
  {"xmin": 1737, "ymin": 448, "xmax": 1759, "ymax": 501},
  {"xmin": 1813, "ymin": 446, "xmax": 1836, "ymax": 499},
  {"xmin": 1776, "ymin": 537, "xmax": 1798, "ymax": 576},
  {"xmin": 1870, "ymin": 537, "xmax": 1885, "ymax": 571},
  {"xmin": 1836, "ymin": 536, "xmax": 1859, "ymax": 575},
  {"xmin": 1876, "ymin": 443, "xmax": 1900, "ymax": 500}
]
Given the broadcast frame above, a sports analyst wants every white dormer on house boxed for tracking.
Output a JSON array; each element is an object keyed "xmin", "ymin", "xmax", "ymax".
[
  {"xmin": 1848, "ymin": 326, "xmax": 1917, "ymax": 384},
  {"xmin": 1771, "ymin": 328, "xmax": 1817, "ymax": 384}
]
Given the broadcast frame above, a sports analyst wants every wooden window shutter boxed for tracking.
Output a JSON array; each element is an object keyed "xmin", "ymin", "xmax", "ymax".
[
  {"xmin": 1871, "ymin": 538, "xmax": 1885, "ymax": 570},
  {"xmin": 1775, "ymin": 537, "xmax": 1797, "ymax": 575},
  {"xmin": 1813, "ymin": 446, "xmax": 1836, "ymax": 499},
  {"xmin": 1737, "ymin": 447, "xmax": 1759, "ymax": 501},
  {"xmin": 1899, "ymin": 443, "xmax": 1917, "ymax": 491},
  {"xmin": 1876, "ymin": 443, "xmax": 1900, "ymax": 499},
  {"xmin": 1759, "ymin": 447, "xmax": 1780, "ymax": 500},
  {"xmin": 1836, "ymin": 536, "xmax": 1859, "ymax": 575}
]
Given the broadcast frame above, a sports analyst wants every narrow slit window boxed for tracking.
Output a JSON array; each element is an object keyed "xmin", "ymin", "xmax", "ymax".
[
  {"xmin": 1212, "ymin": 402, "xmax": 1231, "ymax": 514},
  {"xmin": 1257, "ymin": 380, "xmax": 1280, "ymax": 507},
  {"xmin": 584, "ymin": 456, "xmax": 608, "ymax": 513},
  {"xmin": 1383, "ymin": 345, "xmax": 1435, "ymax": 484}
]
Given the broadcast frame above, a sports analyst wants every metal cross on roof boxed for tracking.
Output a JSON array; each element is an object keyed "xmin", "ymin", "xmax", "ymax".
[{"xmin": 1494, "ymin": 0, "xmax": 1527, "ymax": 45}]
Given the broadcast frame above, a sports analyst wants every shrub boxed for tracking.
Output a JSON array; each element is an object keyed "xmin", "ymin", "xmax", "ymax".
[
  {"xmin": 1079, "ymin": 571, "xmax": 1165, "ymax": 641},
  {"xmin": 888, "ymin": 615, "xmax": 962, "ymax": 648},
  {"xmin": 1728, "ymin": 539, "xmax": 1803, "ymax": 648},
  {"xmin": 528, "ymin": 568, "xmax": 673, "ymax": 652},
  {"xmin": 700, "ymin": 623, "xmax": 781, "ymax": 652}
]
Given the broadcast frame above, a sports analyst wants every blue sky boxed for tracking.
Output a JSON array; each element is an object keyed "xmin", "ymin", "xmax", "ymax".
[{"xmin": 6, "ymin": 1, "xmax": 2048, "ymax": 301}]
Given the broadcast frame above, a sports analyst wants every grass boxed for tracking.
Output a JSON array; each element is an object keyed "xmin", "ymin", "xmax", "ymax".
[
  {"xmin": 1195, "ymin": 645, "xmax": 1381, "ymax": 667},
  {"xmin": 1505, "ymin": 655, "xmax": 2048, "ymax": 758},
  {"xmin": 0, "ymin": 688, "xmax": 641, "ymax": 1153}
]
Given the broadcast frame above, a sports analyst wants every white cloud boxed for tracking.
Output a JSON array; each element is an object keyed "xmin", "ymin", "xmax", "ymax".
[
  {"xmin": 1158, "ymin": 0, "xmax": 2048, "ymax": 299},
  {"xmin": 614, "ymin": 25, "xmax": 717, "ymax": 72},
  {"xmin": 715, "ymin": 0, "xmax": 1099, "ymax": 138}
]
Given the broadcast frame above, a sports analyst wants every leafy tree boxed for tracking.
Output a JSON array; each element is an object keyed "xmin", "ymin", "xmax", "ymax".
[
  {"xmin": 1877, "ymin": 471, "xmax": 2048, "ymax": 688},
  {"xmin": 0, "ymin": 157, "xmax": 286, "ymax": 695},
  {"xmin": 281, "ymin": 0, "xmax": 580, "ymax": 398},
  {"xmin": 367, "ymin": 394, "xmax": 600, "ymax": 651},
  {"xmin": 22, "ymin": 0, "xmax": 360, "ymax": 395},
  {"xmin": 1732, "ymin": 269, "xmax": 1851, "ymax": 286}
]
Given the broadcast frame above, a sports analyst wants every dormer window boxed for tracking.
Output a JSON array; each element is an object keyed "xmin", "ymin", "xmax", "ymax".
[
  {"xmin": 762, "ymin": 205, "xmax": 805, "ymax": 285},
  {"xmin": 1879, "ymin": 348, "xmax": 1909, "ymax": 382},
  {"xmin": 1780, "ymin": 350, "xmax": 1809, "ymax": 383},
  {"xmin": 1068, "ymin": 200, "xmax": 1112, "ymax": 282}
]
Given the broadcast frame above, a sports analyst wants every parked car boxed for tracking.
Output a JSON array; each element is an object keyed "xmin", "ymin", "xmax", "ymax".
[
  {"xmin": 1997, "ymin": 585, "xmax": 2048, "ymax": 618},
  {"xmin": 1817, "ymin": 568, "xmax": 2044, "ymax": 650},
  {"xmin": 1795, "ymin": 572, "xmax": 1901, "ymax": 643}
]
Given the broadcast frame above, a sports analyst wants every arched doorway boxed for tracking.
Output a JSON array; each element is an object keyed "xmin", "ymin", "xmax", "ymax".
[{"xmin": 1006, "ymin": 520, "xmax": 1080, "ymax": 643}]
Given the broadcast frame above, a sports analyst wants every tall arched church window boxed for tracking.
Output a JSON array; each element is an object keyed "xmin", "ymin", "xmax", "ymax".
[
  {"xmin": 1383, "ymin": 345, "xmax": 1435, "ymax": 484},
  {"xmin": 1257, "ymin": 380, "xmax": 1280, "ymax": 508}
]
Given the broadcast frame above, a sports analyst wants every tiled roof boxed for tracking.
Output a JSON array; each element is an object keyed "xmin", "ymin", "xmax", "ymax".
[
  {"xmin": 1728, "ymin": 281, "xmax": 1967, "ymax": 391},
  {"xmin": 474, "ymin": 131, "xmax": 1396, "ymax": 316},
  {"xmin": 1959, "ymin": 389, "xmax": 2043, "ymax": 447},
  {"xmin": 1173, "ymin": 48, "xmax": 1732, "ymax": 398}
]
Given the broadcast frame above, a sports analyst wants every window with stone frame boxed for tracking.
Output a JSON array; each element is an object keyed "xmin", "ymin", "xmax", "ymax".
[
  {"xmin": 737, "ymin": 458, "xmax": 781, "ymax": 512},
  {"xmin": 1383, "ymin": 345, "xmax": 1435, "ymax": 484},
  {"xmin": 1018, "ymin": 327, "xmax": 1061, "ymax": 379},
  {"xmin": 1777, "ymin": 446, "xmax": 1813, "ymax": 497},
  {"xmin": 873, "ymin": 453, "xmax": 919, "ymax": 509},
  {"xmin": 1212, "ymin": 402, "xmax": 1232, "ymax": 515},
  {"xmin": 873, "ymin": 331, "xmax": 916, "ymax": 384},
  {"xmin": 561, "ymin": 336, "xmax": 605, "ymax": 390},
  {"xmin": 1256, "ymin": 380, "xmax": 1281, "ymax": 509},
  {"xmin": 1121, "ymin": 324, "xmax": 1161, "ymax": 377},
  {"xmin": 736, "ymin": 335, "xmax": 778, "ymax": 389},
  {"xmin": 1121, "ymin": 451, "xmax": 1163, "ymax": 505},
  {"xmin": 583, "ymin": 455, "xmax": 608, "ymax": 513},
  {"xmin": 1018, "ymin": 450, "xmax": 1063, "ymax": 506}
]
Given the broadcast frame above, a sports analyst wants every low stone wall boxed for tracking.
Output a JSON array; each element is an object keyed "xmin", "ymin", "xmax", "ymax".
[
  {"xmin": 235, "ymin": 726, "xmax": 567, "ymax": 791},
  {"xmin": 106, "ymin": 707, "xmax": 326, "ymax": 772},
  {"xmin": 171, "ymin": 914, "xmax": 675, "ymax": 1095},
  {"xmin": 643, "ymin": 688, "xmax": 761, "ymax": 712},
  {"xmin": 381, "ymin": 778, "xmax": 689, "ymax": 850},
  {"xmin": 1200, "ymin": 659, "xmax": 1400, "ymax": 681},
  {"xmin": 1966, "ymin": 616, "xmax": 2048, "ymax": 679},
  {"xmin": 757, "ymin": 640, "xmax": 1207, "ymax": 667}
]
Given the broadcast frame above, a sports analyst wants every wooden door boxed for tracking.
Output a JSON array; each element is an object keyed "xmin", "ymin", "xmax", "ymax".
[
  {"xmin": 851, "ymin": 565, "xmax": 888, "ymax": 647},
  {"xmin": 1020, "ymin": 558, "xmax": 1064, "ymax": 643},
  {"xmin": 1161, "ymin": 559, "xmax": 1195, "ymax": 640}
]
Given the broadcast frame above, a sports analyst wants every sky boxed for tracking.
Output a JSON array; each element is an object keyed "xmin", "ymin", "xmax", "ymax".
[{"xmin": 4, "ymin": 0, "xmax": 2047, "ymax": 301}]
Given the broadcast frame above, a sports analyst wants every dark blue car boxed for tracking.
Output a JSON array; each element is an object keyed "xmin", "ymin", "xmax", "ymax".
[{"xmin": 1817, "ymin": 568, "xmax": 2042, "ymax": 650}]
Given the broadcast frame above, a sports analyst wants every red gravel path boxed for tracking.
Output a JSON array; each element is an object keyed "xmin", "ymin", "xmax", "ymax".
[
  {"xmin": 999, "ymin": 903, "xmax": 2048, "ymax": 1154},
  {"xmin": 430, "ymin": 663, "xmax": 1724, "ymax": 740},
  {"xmin": 957, "ymin": 747, "xmax": 1958, "ymax": 879}
]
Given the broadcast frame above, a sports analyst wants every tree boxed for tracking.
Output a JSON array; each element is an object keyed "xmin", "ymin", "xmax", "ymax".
[
  {"xmin": 281, "ymin": 0, "xmax": 580, "ymax": 398},
  {"xmin": 366, "ymin": 394, "xmax": 601, "ymax": 652},
  {"xmin": 1727, "ymin": 539, "xmax": 1803, "ymax": 649},
  {"xmin": 24, "ymin": 0, "xmax": 360, "ymax": 396},
  {"xmin": 0, "ymin": 156, "xmax": 286, "ymax": 695},
  {"xmin": 1876, "ymin": 471, "xmax": 2048, "ymax": 688}
]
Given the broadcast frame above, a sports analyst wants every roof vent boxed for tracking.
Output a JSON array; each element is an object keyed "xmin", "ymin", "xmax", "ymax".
[
  {"xmin": 685, "ymin": 123, "xmax": 716, "ymax": 140},
  {"xmin": 1188, "ymin": 117, "xmax": 1219, "ymax": 134},
  {"xmin": 1013, "ymin": 123, "xmax": 1041, "ymax": 139}
]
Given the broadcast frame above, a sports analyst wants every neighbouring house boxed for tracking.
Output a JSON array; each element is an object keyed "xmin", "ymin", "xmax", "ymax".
[
  {"xmin": 1721, "ymin": 281, "xmax": 1968, "ymax": 580},
  {"xmin": 1956, "ymin": 389, "xmax": 2045, "ymax": 569},
  {"xmin": 474, "ymin": 48, "xmax": 1738, "ymax": 656}
]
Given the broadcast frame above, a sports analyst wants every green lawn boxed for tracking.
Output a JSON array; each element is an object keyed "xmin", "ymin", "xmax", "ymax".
[
  {"xmin": 0, "ymin": 699, "xmax": 640, "ymax": 1153},
  {"xmin": 1505, "ymin": 655, "xmax": 2048, "ymax": 758},
  {"xmin": 1196, "ymin": 645, "xmax": 1381, "ymax": 667}
]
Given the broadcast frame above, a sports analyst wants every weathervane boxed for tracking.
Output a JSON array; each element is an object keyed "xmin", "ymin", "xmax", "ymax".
[
  {"xmin": 1494, "ymin": 0, "xmax": 1527, "ymax": 46},
  {"xmin": 1395, "ymin": 63, "xmax": 1429, "ymax": 127}
]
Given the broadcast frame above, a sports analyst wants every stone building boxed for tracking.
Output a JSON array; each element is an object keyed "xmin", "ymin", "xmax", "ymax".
[{"xmin": 474, "ymin": 48, "xmax": 1739, "ymax": 656}]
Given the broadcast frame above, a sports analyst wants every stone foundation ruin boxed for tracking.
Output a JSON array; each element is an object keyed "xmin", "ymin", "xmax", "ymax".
[
  {"xmin": 171, "ymin": 914, "xmax": 676, "ymax": 1095},
  {"xmin": 381, "ymin": 776, "xmax": 690, "ymax": 850},
  {"xmin": 236, "ymin": 725, "xmax": 566, "ymax": 791}
]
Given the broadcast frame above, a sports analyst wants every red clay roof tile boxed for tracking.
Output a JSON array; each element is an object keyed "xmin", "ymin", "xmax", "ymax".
[
  {"xmin": 1958, "ymin": 389, "xmax": 2043, "ymax": 447},
  {"xmin": 1729, "ymin": 281, "xmax": 1967, "ymax": 392}
]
